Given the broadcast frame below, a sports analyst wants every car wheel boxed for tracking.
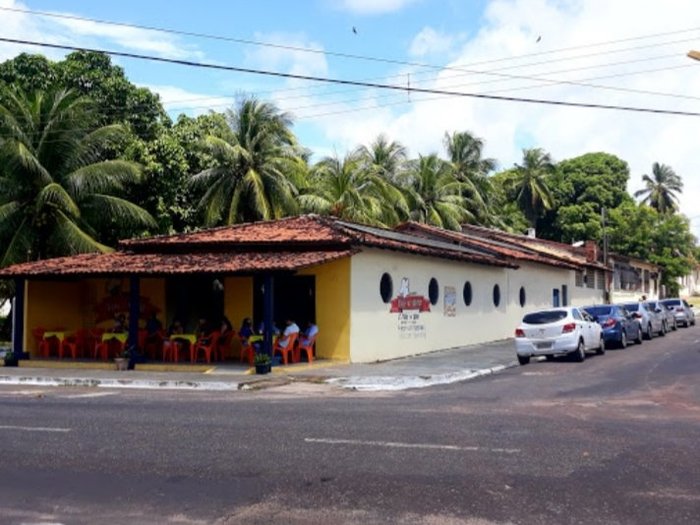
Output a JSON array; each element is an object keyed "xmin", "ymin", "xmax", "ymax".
[
  {"xmin": 596, "ymin": 337, "xmax": 605, "ymax": 355},
  {"xmin": 644, "ymin": 323, "xmax": 653, "ymax": 340},
  {"xmin": 619, "ymin": 331, "xmax": 627, "ymax": 349},
  {"xmin": 517, "ymin": 355, "xmax": 530, "ymax": 365},
  {"xmin": 659, "ymin": 322, "xmax": 667, "ymax": 336},
  {"xmin": 634, "ymin": 325, "xmax": 643, "ymax": 344},
  {"xmin": 572, "ymin": 339, "xmax": 586, "ymax": 362},
  {"xmin": 672, "ymin": 319, "xmax": 678, "ymax": 331}
]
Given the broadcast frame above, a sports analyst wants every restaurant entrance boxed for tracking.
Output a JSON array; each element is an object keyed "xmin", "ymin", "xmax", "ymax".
[
  {"xmin": 253, "ymin": 275, "xmax": 315, "ymax": 331},
  {"xmin": 166, "ymin": 276, "xmax": 225, "ymax": 331}
]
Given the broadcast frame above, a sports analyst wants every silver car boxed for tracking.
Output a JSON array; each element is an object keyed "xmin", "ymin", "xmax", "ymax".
[
  {"xmin": 646, "ymin": 300, "xmax": 677, "ymax": 331},
  {"xmin": 620, "ymin": 302, "xmax": 665, "ymax": 340},
  {"xmin": 660, "ymin": 298, "xmax": 696, "ymax": 328}
]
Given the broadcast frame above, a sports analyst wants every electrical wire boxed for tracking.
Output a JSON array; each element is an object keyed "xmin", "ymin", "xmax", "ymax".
[{"xmin": 1, "ymin": 37, "xmax": 699, "ymax": 119}]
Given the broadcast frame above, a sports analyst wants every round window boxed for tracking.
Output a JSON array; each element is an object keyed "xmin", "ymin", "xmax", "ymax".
[
  {"xmin": 493, "ymin": 284, "xmax": 501, "ymax": 307},
  {"xmin": 428, "ymin": 278, "xmax": 439, "ymax": 305},
  {"xmin": 380, "ymin": 273, "xmax": 393, "ymax": 303},
  {"xmin": 519, "ymin": 286, "xmax": 526, "ymax": 307},
  {"xmin": 463, "ymin": 281, "xmax": 472, "ymax": 306}
]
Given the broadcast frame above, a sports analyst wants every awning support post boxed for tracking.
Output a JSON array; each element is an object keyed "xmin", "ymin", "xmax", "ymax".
[
  {"xmin": 263, "ymin": 273, "xmax": 274, "ymax": 359},
  {"xmin": 12, "ymin": 278, "xmax": 26, "ymax": 358},
  {"xmin": 128, "ymin": 276, "xmax": 140, "ymax": 368}
]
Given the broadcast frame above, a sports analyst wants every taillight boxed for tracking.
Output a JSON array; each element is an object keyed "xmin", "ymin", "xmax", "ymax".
[
  {"xmin": 676, "ymin": 307, "xmax": 684, "ymax": 312},
  {"xmin": 515, "ymin": 328, "xmax": 525, "ymax": 338},
  {"xmin": 602, "ymin": 318, "xmax": 616, "ymax": 328},
  {"xmin": 562, "ymin": 322, "xmax": 576, "ymax": 333},
  {"xmin": 632, "ymin": 312, "xmax": 642, "ymax": 319}
]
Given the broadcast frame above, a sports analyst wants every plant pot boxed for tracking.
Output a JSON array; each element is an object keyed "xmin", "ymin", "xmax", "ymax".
[
  {"xmin": 114, "ymin": 357, "xmax": 129, "ymax": 371},
  {"xmin": 255, "ymin": 363, "xmax": 271, "ymax": 375},
  {"xmin": 3, "ymin": 356, "xmax": 18, "ymax": 367}
]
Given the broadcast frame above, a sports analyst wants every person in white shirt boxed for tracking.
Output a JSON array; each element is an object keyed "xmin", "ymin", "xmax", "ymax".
[
  {"xmin": 300, "ymin": 321, "xmax": 318, "ymax": 346},
  {"xmin": 277, "ymin": 319, "xmax": 300, "ymax": 348}
]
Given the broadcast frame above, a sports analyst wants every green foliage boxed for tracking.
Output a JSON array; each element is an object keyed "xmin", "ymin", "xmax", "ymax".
[
  {"xmin": 0, "ymin": 86, "xmax": 155, "ymax": 266},
  {"xmin": 608, "ymin": 203, "xmax": 696, "ymax": 293},
  {"xmin": 504, "ymin": 148, "xmax": 555, "ymax": 229},
  {"xmin": 633, "ymin": 162, "xmax": 683, "ymax": 214},
  {"xmin": 539, "ymin": 152, "xmax": 633, "ymax": 242}
]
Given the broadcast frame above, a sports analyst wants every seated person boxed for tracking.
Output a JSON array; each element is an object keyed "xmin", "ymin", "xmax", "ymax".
[
  {"xmin": 162, "ymin": 319, "xmax": 184, "ymax": 360},
  {"xmin": 300, "ymin": 321, "xmax": 318, "ymax": 346},
  {"xmin": 219, "ymin": 316, "xmax": 233, "ymax": 343},
  {"xmin": 257, "ymin": 321, "xmax": 280, "ymax": 336},
  {"xmin": 277, "ymin": 319, "xmax": 300, "ymax": 349},
  {"xmin": 111, "ymin": 313, "xmax": 127, "ymax": 333},
  {"xmin": 196, "ymin": 318, "xmax": 213, "ymax": 343},
  {"xmin": 239, "ymin": 317, "xmax": 253, "ymax": 343},
  {"xmin": 145, "ymin": 313, "xmax": 163, "ymax": 342}
]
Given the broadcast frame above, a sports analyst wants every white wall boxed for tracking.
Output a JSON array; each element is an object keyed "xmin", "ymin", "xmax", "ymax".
[{"xmin": 348, "ymin": 249, "xmax": 586, "ymax": 363}]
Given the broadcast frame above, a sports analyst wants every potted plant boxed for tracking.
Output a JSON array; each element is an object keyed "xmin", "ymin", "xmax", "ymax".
[
  {"xmin": 254, "ymin": 352, "xmax": 272, "ymax": 375},
  {"xmin": 3, "ymin": 349, "xmax": 18, "ymax": 367},
  {"xmin": 114, "ymin": 348, "xmax": 130, "ymax": 371}
]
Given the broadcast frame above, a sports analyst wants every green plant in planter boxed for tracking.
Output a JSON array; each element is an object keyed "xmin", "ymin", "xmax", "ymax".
[
  {"xmin": 254, "ymin": 353, "xmax": 271, "ymax": 365},
  {"xmin": 3, "ymin": 349, "xmax": 18, "ymax": 367}
]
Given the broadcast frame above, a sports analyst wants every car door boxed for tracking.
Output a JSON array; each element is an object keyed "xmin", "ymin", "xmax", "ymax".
[{"xmin": 573, "ymin": 308, "xmax": 593, "ymax": 348}]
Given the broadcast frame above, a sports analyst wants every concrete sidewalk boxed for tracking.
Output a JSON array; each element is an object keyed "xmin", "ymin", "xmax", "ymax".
[{"xmin": 0, "ymin": 339, "xmax": 519, "ymax": 392}]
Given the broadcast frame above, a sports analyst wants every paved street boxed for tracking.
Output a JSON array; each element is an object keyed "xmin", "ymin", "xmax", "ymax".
[{"xmin": 0, "ymin": 327, "xmax": 698, "ymax": 524}]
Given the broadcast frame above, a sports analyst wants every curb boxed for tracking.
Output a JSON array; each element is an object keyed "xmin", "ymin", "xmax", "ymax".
[
  {"xmin": 0, "ymin": 375, "xmax": 239, "ymax": 391},
  {"xmin": 325, "ymin": 361, "xmax": 519, "ymax": 392}
]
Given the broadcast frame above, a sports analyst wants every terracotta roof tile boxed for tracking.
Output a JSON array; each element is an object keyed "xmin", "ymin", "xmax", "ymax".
[
  {"xmin": 0, "ymin": 249, "xmax": 354, "ymax": 278},
  {"xmin": 121, "ymin": 215, "xmax": 350, "ymax": 249}
]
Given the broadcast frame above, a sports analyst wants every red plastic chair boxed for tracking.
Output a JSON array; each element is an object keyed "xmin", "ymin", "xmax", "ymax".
[
  {"xmin": 296, "ymin": 334, "xmax": 317, "ymax": 364},
  {"xmin": 192, "ymin": 331, "xmax": 220, "ymax": 364},
  {"xmin": 32, "ymin": 327, "xmax": 49, "ymax": 358},
  {"xmin": 238, "ymin": 336, "xmax": 255, "ymax": 366},
  {"xmin": 273, "ymin": 332, "xmax": 299, "ymax": 365},
  {"xmin": 215, "ymin": 330, "xmax": 235, "ymax": 362}
]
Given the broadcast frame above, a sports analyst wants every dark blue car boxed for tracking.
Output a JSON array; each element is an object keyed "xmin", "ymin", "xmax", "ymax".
[{"xmin": 582, "ymin": 305, "xmax": 643, "ymax": 348}]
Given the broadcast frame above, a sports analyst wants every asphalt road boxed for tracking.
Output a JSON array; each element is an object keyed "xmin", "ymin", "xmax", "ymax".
[{"xmin": 0, "ymin": 326, "xmax": 698, "ymax": 525}]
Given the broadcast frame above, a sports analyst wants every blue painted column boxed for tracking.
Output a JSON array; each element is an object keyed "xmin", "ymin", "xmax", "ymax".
[
  {"xmin": 12, "ymin": 278, "xmax": 26, "ymax": 358},
  {"xmin": 262, "ymin": 273, "xmax": 274, "ymax": 359},
  {"xmin": 128, "ymin": 276, "xmax": 140, "ymax": 368}
]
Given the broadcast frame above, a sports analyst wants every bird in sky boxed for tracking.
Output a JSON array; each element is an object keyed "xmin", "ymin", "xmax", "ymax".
[
  {"xmin": 352, "ymin": 26, "xmax": 358, "ymax": 34},
  {"xmin": 536, "ymin": 35, "xmax": 542, "ymax": 43}
]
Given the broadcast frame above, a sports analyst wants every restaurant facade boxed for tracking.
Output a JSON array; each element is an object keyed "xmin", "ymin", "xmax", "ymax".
[{"xmin": 1, "ymin": 215, "xmax": 610, "ymax": 364}]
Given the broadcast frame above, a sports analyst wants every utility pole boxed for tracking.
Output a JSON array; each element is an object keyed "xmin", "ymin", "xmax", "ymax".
[{"xmin": 601, "ymin": 207, "xmax": 610, "ymax": 303}]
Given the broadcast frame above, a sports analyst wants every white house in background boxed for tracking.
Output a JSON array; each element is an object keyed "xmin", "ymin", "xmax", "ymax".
[
  {"xmin": 678, "ymin": 263, "xmax": 700, "ymax": 298},
  {"xmin": 607, "ymin": 253, "xmax": 662, "ymax": 302}
]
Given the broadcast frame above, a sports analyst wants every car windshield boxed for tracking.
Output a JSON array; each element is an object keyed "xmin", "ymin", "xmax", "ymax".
[
  {"xmin": 647, "ymin": 301, "xmax": 658, "ymax": 309},
  {"xmin": 522, "ymin": 310, "xmax": 568, "ymax": 324},
  {"xmin": 584, "ymin": 306, "xmax": 612, "ymax": 316},
  {"xmin": 623, "ymin": 303, "xmax": 639, "ymax": 312},
  {"xmin": 661, "ymin": 299, "xmax": 680, "ymax": 306}
]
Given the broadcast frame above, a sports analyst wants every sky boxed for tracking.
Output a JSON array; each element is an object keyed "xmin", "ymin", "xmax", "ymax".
[{"xmin": 1, "ymin": 0, "xmax": 700, "ymax": 238}]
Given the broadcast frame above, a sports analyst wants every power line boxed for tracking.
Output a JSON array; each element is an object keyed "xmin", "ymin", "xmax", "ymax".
[
  {"xmin": 1, "ymin": 37, "xmax": 699, "ymax": 119},
  {"xmin": 2, "ymin": 4, "xmax": 699, "ymax": 79}
]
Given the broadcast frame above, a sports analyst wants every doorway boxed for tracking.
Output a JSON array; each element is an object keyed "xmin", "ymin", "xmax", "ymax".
[{"xmin": 166, "ymin": 276, "xmax": 225, "ymax": 332}]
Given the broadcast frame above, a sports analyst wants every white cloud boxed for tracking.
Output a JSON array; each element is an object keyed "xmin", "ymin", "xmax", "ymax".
[
  {"xmin": 409, "ymin": 27, "xmax": 462, "ymax": 57},
  {"xmin": 304, "ymin": 0, "xmax": 700, "ymax": 238},
  {"xmin": 336, "ymin": 0, "xmax": 419, "ymax": 15},
  {"xmin": 141, "ymin": 84, "xmax": 236, "ymax": 116},
  {"xmin": 0, "ymin": 0, "xmax": 203, "ymax": 62}
]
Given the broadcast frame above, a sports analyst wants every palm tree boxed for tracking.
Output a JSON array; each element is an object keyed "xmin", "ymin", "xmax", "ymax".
[
  {"xmin": 354, "ymin": 134, "xmax": 407, "ymax": 183},
  {"xmin": 443, "ymin": 131, "xmax": 497, "ymax": 223},
  {"xmin": 0, "ymin": 87, "xmax": 154, "ymax": 267},
  {"xmin": 506, "ymin": 148, "xmax": 555, "ymax": 229},
  {"xmin": 190, "ymin": 98, "xmax": 301, "ymax": 225},
  {"xmin": 299, "ymin": 153, "xmax": 407, "ymax": 226},
  {"xmin": 634, "ymin": 162, "xmax": 683, "ymax": 214},
  {"xmin": 400, "ymin": 154, "xmax": 474, "ymax": 230}
]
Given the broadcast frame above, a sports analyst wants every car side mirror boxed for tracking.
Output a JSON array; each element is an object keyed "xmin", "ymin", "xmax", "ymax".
[{"xmin": 655, "ymin": 307, "xmax": 662, "ymax": 313}]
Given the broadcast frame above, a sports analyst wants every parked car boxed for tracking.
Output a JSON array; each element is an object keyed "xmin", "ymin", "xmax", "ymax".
[
  {"xmin": 646, "ymin": 300, "xmax": 677, "ymax": 331},
  {"xmin": 620, "ymin": 302, "xmax": 665, "ymax": 339},
  {"xmin": 515, "ymin": 307, "xmax": 605, "ymax": 365},
  {"xmin": 582, "ymin": 304, "xmax": 643, "ymax": 348},
  {"xmin": 660, "ymin": 298, "xmax": 696, "ymax": 328}
]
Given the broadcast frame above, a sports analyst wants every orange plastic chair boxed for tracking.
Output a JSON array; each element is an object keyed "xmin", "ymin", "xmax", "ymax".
[
  {"xmin": 32, "ymin": 327, "xmax": 49, "ymax": 358},
  {"xmin": 296, "ymin": 334, "xmax": 317, "ymax": 364},
  {"xmin": 162, "ymin": 339, "xmax": 183, "ymax": 362},
  {"xmin": 59, "ymin": 337, "xmax": 78, "ymax": 360},
  {"xmin": 192, "ymin": 331, "xmax": 220, "ymax": 363},
  {"xmin": 238, "ymin": 336, "xmax": 255, "ymax": 366},
  {"xmin": 273, "ymin": 332, "xmax": 299, "ymax": 365}
]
